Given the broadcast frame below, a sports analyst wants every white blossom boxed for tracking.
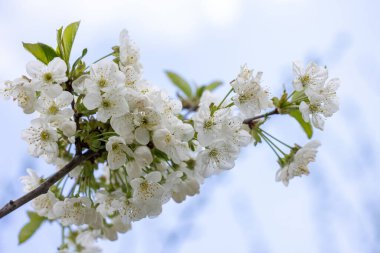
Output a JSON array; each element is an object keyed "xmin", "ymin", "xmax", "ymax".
[
  {"xmin": 83, "ymin": 87, "xmax": 129, "ymax": 122},
  {"xmin": 192, "ymin": 105, "xmax": 228, "ymax": 146},
  {"xmin": 53, "ymin": 197, "xmax": 95, "ymax": 226},
  {"xmin": 106, "ymin": 136, "xmax": 130, "ymax": 169},
  {"xmin": 196, "ymin": 140, "xmax": 239, "ymax": 177},
  {"xmin": 276, "ymin": 140, "xmax": 321, "ymax": 186},
  {"xmin": 31, "ymin": 191, "xmax": 58, "ymax": 219},
  {"xmin": 19, "ymin": 168, "xmax": 42, "ymax": 192},
  {"xmin": 1, "ymin": 77, "xmax": 37, "ymax": 113},
  {"xmin": 36, "ymin": 91, "xmax": 73, "ymax": 125},
  {"xmin": 292, "ymin": 61, "xmax": 328, "ymax": 92},
  {"xmin": 231, "ymin": 65, "xmax": 273, "ymax": 117},
  {"xmin": 152, "ymin": 120, "xmax": 193, "ymax": 164},
  {"xmin": 125, "ymin": 146, "xmax": 153, "ymax": 179},
  {"xmin": 130, "ymin": 171, "xmax": 165, "ymax": 217},
  {"xmin": 85, "ymin": 60, "xmax": 125, "ymax": 92},
  {"xmin": 119, "ymin": 29, "xmax": 142, "ymax": 76},
  {"xmin": 21, "ymin": 118, "xmax": 58, "ymax": 163},
  {"xmin": 26, "ymin": 57, "xmax": 67, "ymax": 98}
]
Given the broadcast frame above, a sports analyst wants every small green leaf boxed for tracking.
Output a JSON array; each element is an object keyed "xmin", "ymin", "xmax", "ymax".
[
  {"xmin": 165, "ymin": 71, "xmax": 192, "ymax": 98},
  {"xmin": 18, "ymin": 211, "xmax": 46, "ymax": 244},
  {"xmin": 56, "ymin": 26, "xmax": 64, "ymax": 57},
  {"xmin": 288, "ymin": 110, "xmax": 313, "ymax": 139},
  {"xmin": 22, "ymin": 43, "xmax": 58, "ymax": 64},
  {"xmin": 62, "ymin": 21, "xmax": 81, "ymax": 63},
  {"xmin": 195, "ymin": 86, "xmax": 206, "ymax": 98},
  {"xmin": 71, "ymin": 48, "xmax": 88, "ymax": 74},
  {"xmin": 205, "ymin": 81, "xmax": 223, "ymax": 91}
]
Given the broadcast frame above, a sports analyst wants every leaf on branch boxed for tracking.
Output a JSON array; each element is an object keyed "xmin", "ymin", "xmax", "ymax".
[
  {"xmin": 288, "ymin": 110, "xmax": 313, "ymax": 139},
  {"xmin": 22, "ymin": 43, "xmax": 58, "ymax": 64},
  {"xmin": 165, "ymin": 71, "xmax": 192, "ymax": 98},
  {"xmin": 196, "ymin": 80, "xmax": 223, "ymax": 98},
  {"xmin": 61, "ymin": 21, "xmax": 81, "ymax": 63},
  {"xmin": 205, "ymin": 80, "xmax": 223, "ymax": 91},
  {"xmin": 18, "ymin": 211, "xmax": 46, "ymax": 244}
]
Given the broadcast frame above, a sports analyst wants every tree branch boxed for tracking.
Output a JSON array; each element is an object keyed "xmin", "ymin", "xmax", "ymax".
[
  {"xmin": 243, "ymin": 108, "xmax": 279, "ymax": 128},
  {"xmin": 0, "ymin": 150, "xmax": 99, "ymax": 219}
]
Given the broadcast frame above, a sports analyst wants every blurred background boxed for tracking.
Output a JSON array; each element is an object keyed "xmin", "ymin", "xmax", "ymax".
[{"xmin": 1, "ymin": 0, "xmax": 380, "ymax": 252}]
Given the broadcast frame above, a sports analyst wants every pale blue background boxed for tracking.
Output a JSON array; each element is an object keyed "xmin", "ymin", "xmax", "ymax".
[{"xmin": 0, "ymin": 0, "xmax": 380, "ymax": 252}]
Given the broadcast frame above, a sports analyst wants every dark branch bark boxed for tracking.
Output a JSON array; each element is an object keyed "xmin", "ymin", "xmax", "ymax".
[
  {"xmin": 243, "ymin": 108, "xmax": 279, "ymax": 128},
  {"xmin": 0, "ymin": 150, "xmax": 99, "ymax": 219}
]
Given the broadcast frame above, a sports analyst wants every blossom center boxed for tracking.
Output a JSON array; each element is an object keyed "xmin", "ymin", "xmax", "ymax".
[
  {"xmin": 102, "ymin": 99, "xmax": 111, "ymax": 108},
  {"xmin": 98, "ymin": 78, "xmax": 108, "ymax": 88},
  {"xmin": 48, "ymin": 105, "xmax": 59, "ymax": 115},
  {"xmin": 43, "ymin": 72, "xmax": 53, "ymax": 83},
  {"xmin": 203, "ymin": 119, "xmax": 214, "ymax": 130},
  {"xmin": 40, "ymin": 130, "xmax": 50, "ymax": 141},
  {"xmin": 299, "ymin": 75, "xmax": 310, "ymax": 86}
]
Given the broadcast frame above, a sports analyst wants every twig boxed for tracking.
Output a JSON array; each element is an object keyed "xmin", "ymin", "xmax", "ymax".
[
  {"xmin": 243, "ymin": 108, "xmax": 279, "ymax": 128},
  {"xmin": 0, "ymin": 150, "xmax": 99, "ymax": 219}
]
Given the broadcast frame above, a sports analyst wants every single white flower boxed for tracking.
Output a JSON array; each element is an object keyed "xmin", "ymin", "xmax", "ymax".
[
  {"xmin": 19, "ymin": 168, "xmax": 42, "ymax": 192},
  {"xmin": 1, "ymin": 77, "xmax": 37, "ymax": 114},
  {"xmin": 76, "ymin": 230, "xmax": 101, "ymax": 247},
  {"xmin": 299, "ymin": 101, "xmax": 325, "ymax": 130},
  {"xmin": 31, "ymin": 191, "xmax": 58, "ymax": 219},
  {"xmin": 231, "ymin": 65, "xmax": 273, "ymax": 117},
  {"xmin": 130, "ymin": 171, "xmax": 164, "ymax": 217},
  {"xmin": 196, "ymin": 140, "xmax": 239, "ymax": 177},
  {"xmin": 119, "ymin": 29, "xmax": 142, "ymax": 73},
  {"xmin": 21, "ymin": 118, "xmax": 58, "ymax": 163},
  {"xmin": 53, "ymin": 197, "xmax": 95, "ymax": 226},
  {"xmin": 133, "ymin": 107, "xmax": 161, "ymax": 145},
  {"xmin": 125, "ymin": 146, "xmax": 153, "ymax": 179},
  {"xmin": 83, "ymin": 87, "xmax": 129, "ymax": 123},
  {"xmin": 152, "ymin": 124, "xmax": 193, "ymax": 164},
  {"xmin": 26, "ymin": 57, "xmax": 67, "ymax": 98},
  {"xmin": 292, "ymin": 61, "xmax": 328, "ymax": 92},
  {"xmin": 276, "ymin": 140, "xmax": 321, "ymax": 186},
  {"xmin": 36, "ymin": 91, "xmax": 73, "ymax": 125},
  {"xmin": 192, "ymin": 106, "xmax": 229, "ymax": 146},
  {"xmin": 95, "ymin": 190, "xmax": 122, "ymax": 218},
  {"xmin": 106, "ymin": 136, "xmax": 130, "ymax": 169},
  {"xmin": 85, "ymin": 60, "xmax": 125, "ymax": 92},
  {"xmin": 110, "ymin": 113, "xmax": 135, "ymax": 144},
  {"xmin": 171, "ymin": 177, "xmax": 200, "ymax": 203}
]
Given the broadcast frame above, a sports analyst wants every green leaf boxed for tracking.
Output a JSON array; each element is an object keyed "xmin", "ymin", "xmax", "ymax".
[
  {"xmin": 165, "ymin": 71, "xmax": 192, "ymax": 98},
  {"xmin": 288, "ymin": 110, "xmax": 313, "ymax": 139},
  {"xmin": 22, "ymin": 42, "xmax": 58, "ymax": 64},
  {"xmin": 71, "ymin": 48, "xmax": 88, "ymax": 73},
  {"xmin": 56, "ymin": 26, "xmax": 64, "ymax": 57},
  {"xmin": 195, "ymin": 86, "xmax": 206, "ymax": 98},
  {"xmin": 205, "ymin": 80, "xmax": 223, "ymax": 91},
  {"xmin": 62, "ymin": 21, "xmax": 81, "ymax": 63},
  {"xmin": 18, "ymin": 211, "xmax": 46, "ymax": 244}
]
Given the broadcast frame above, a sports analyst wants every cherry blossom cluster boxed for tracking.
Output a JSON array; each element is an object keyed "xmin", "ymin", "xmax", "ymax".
[{"xmin": 0, "ymin": 22, "xmax": 339, "ymax": 252}]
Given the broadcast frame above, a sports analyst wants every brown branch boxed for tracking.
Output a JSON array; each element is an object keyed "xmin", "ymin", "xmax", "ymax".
[
  {"xmin": 0, "ymin": 150, "xmax": 99, "ymax": 219},
  {"xmin": 243, "ymin": 108, "xmax": 279, "ymax": 128}
]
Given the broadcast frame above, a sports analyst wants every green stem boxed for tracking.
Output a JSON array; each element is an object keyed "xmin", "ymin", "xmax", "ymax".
[
  {"xmin": 217, "ymin": 88, "xmax": 233, "ymax": 109},
  {"xmin": 92, "ymin": 52, "xmax": 114, "ymax": 64},
  {"xmin": 260, "ymin": 131, "xmax": 287, "ymax": 156},
  {"xmin": 260, "ymin": 129, "xmax": 293, "ymax": 149},
  {"xmin": 259, "ymin": 132, "xmax": 281, "ymax": 159},
  {"xmin": 286, "ymin": 90, "xmax": 296, "ymax": 100}
]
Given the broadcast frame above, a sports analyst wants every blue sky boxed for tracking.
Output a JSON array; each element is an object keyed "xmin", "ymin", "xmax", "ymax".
[{"xmin": 1, "ymin": 0, "xmax": 380, "ymax": 252}]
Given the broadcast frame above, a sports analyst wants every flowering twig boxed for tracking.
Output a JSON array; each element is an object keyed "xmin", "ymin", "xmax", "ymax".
[
  {"xmin": 0, "ymin": 150, "xmax": 99, "ymax": 219},
  {"xmin": 243, "ymin": 108, "xmax": 279, "ymax": 128}
]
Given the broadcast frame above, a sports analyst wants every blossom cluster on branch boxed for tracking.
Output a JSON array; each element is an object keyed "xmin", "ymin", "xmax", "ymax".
[{"xmin": 0, "ymin": 22, "xmax": 339, "ymax": 252}]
